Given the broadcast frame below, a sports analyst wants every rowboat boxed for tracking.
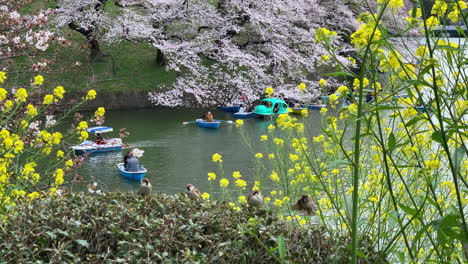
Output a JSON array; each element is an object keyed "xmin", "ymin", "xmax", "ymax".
[
  {"xmin": 234, "ymin": 112, "xmax": 255, "ymax": 118},
  {"xmin": 290, "ymin": 107, "xmax": 307, "ymax": 114},
  {"xmin": 253, "ymin": 98, "xmax": 289, "ymax": 118},
  {"xmin": 218, "ymin": 105, "xmax": 241, "ymax": 112},
  {"xmin": 71, "ymin": 126, "xmax": 123, "ymax": 155},
  {"xmin": 195, "ymin": 119, "xmax": 221, "ymax": 129},
  {"xmin": 415, "ymin": 106, "xmax": 426, "ymax": 112},
  {"xmin": 117, "ymin": 163, "xmax": 147, "ymax": 181},
  {"xmin": 308, "ymin": 104, "xmax": 327, "ymax": 110}
]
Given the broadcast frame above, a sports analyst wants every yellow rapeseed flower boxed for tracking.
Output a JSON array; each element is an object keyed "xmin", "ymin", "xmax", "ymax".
[
  {"xmin": 26, "ymin": 104, "xmax": 38, "ymax": 117},
  {"xmin": 431, "ymin": 1, "xmax": 448, "ymax": 17},
  {"xmin": 27, "ymin": 192, "xmax": 41, "ymax": 200},
  {"xmin": 56, "ymin": 150, "xmax": 64, "ymax": 158},
  {"xmin": 4, "ymin": 99, "xmax": 13, "ymax": 112},
  {"xmin": 351, "ymin": 22, "xmax": 382, "ymax": 49},
  {"xmin": 348, "ymin": 103, "xmax": 358, "ymax": 114},
  {"xmin": 260, "ymin": 135, "xmax": 268, "ymax": 141},
  {"xmin": 53, "ymin": 86, "xmax": 65, "ymax": 99},
  {"xmin": 77, "ymin": 121, "xmax": 88, "ymax": 130},
  {"xmin": 54, "ymin": 168, "xmax": 64, "ymax": 185},
  {"xmin": 289, "ymin": 154, "xmax": 299, "ymax": 162},
  {"xmin": 274, "ymin": 199, "xmax": 283, "ymax": 207},
  {"xmin": 201, "ymin": 192, "xmax": 210, "ymax": 200},
  {"xmin": 265, "ymin": 87, "xmax": 274, "ymax": 97},
  {"xmin": 219, "ymin": 178, "xmax": 229, "ymax": 188},
  {"xmin": 33, "ymin": 75, "xmax": 44, "ymax": 86},
  {"xmin": 337, "ymin": 85, "xmax": 348, "ymax": 94},
  {"xmin": 43, "ymin": 94, "xmax": 54, "ymax": 104},
  {"xmin": 297, "ymin": 83, "xmax": 307, "ymax": 92},
  {"xmin": 65, "ymin": 159, "xmax": 74, "ymax": 167},
  {"xmin": 315, "ymin": 28, "xmax": 337, "ymax": 44},
  {"xmin": 0, "ymin": 88, "xmax": 7, "ymax": 101},
  {"xmin": 15, "ymin": 88, "xmax": 28, "ymax": 102},
  {"xmin": 425, "ymin": 16, "xmax": 440, "ymax": 29},
  {"xmin": 0, "ymin": 71, "xmax": 7, "ymax": 83},
  {"xmin": 238, "ymin": 195, "xmax": 247, "ymax": 204},
  {"xmin": 268, "ymin": 153, "xmax": 275, "ymax": 159},
  {"xmin": 208, "ymin": 172, "xmax": 217, "ymax": 181},
  {"xmin": 94, "ymin": 107, "xmax": 105, "ymax": 117},
  {"xmin": 85, "ymin": 89, "xmax": 97, "ymax": 100},
  {"xmin": 79, "ymin": 130, "xmax": 88, "ymax": 141},
  {"xmin": 319, "ymin": 79, "xmax": 327, "ymax": 87},
  {"xmin": 270, "ymin": 171, "xmax": 280, "ymax": 182},
  {"xmin": 254, "ymin": 153, "xmax": 263, "ymax": 159},
  {"xmin": 232, "ymin": 171, "xmax": 242, "ymax": 179},
  {"xmin": 212, "ymin": 153, "xmax": 223, "ymax": 163},
  {"xmin": 273, "ymin": 138, "xmax": 284, "ymax": 145},
  {"xmin": 235, "ymin": 179, "xmax": 247, "ymax": 189},
  {"xmin": 235, "ymin": 119, "xmax": 244, "ymax": 127},
  {"xmin": 320, "ymin": 107, "xmax": 328, "ymax": 114}
]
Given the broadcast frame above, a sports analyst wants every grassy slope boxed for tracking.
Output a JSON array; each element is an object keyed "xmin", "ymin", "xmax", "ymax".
[{"xmin": 14, "ymin": 0, "xmax": 176, "ymax": 95}]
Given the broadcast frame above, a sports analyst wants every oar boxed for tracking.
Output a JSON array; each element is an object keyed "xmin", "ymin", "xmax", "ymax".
[
  {"xmin": 182, "ymin": 121, "xmax": 197, "ymax": 125},
  {"xmin": 215, "ymin": 120, "xmax": 234, "ymax": 124}
]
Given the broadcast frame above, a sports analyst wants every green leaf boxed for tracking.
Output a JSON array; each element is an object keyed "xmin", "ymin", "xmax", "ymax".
[
  {"xmin": 405, "ymin": 116, "xmax": 421, "ymax": 127},
  {"xmin": 452, "ymin": 146, "xmax": 467, "ymax": 175},
  {"xmin": 75, "ymin": 239, "xmax": 90, "ymax": 249},
  {"xmin": 322, "ymin": 72, "xmax": 356, "ymax": 78},
  {"xmin": 45, "ymin": 231, "xmax": 57, "ymax": 240},
  {"xmin": 398, "ymin": 203, "xmax": 418, "ymax": 218},
  {"xmin": 277, "ymin": 234, "xmax": 286, "ymax": 259},
  {"xmin": 388, "ymin": 132, "xmax": 396, "ymax": 152},
  {"xmin": 431, "ymin": 130, "xmax": 444, "ymax": 144}
]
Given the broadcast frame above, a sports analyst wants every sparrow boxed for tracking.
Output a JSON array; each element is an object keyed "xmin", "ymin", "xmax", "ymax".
[
  {"xmin": 247, "ymin": 190, "xmax": 263, "ymax": 207},
  {"xmin": 186, "ymin": 184, "xmax": 201, "ymax": 200},
  {"xmin": 292, "ymin": 194, "xmax": 316, "ymax": 215},
  {"xmin": 138, "ymin": 178, "xmax": 152, "ymax": 196}
]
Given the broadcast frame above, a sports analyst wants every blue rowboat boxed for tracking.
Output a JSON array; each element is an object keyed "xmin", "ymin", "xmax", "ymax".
[
  {"xmin": 117, "ymin": 163, "xmax": 147, "ymax": 181},
  {"xmin": 196, "ymin": 119, "xmax": 221, "ymax": 129},
  {"xmin": 218, "ymin": 105, "xmax": 241, "ymax": 112},
  {"xmin": 71, "ymin": 139, "xmax": 123, "ymax": 155},
  {"xmin": 393, "ymin": 94, "xmax": 408, "ymax": 99},
  {"xmin": 308, "ymin": 104, "xmax": 327, "ymax": 110},
  {"xmin": 234, "ymin": 112, "xmax": 255, "ymax": 119},
  {"xmin": 415, "ymin": 106, "xmax": 426, "ymax": 112},
  {"xmin": 71, "ymin": 126, "xmax": 123, "ymax": 155}
]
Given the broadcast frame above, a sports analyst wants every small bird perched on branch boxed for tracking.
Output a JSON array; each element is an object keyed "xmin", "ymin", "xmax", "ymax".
[
  {"xmin": 138, "ymin": 178, "xmax": 152, "ymax": 196},
  {"xmin": 247, "ymin": 190, "xmax": 263, "ymax": 207},
  {"xmin": 292, "ymin": 194, "xmax": 316, "ymax": 216},
  {"xmin": 186, "ymin": 184, "xmax": 201, "ymax": 200}
]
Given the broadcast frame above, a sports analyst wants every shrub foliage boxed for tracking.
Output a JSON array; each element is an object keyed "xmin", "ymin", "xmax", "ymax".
[{"xmin": 0, "ymin": 192, "xmax": 382, "ymax": 263}]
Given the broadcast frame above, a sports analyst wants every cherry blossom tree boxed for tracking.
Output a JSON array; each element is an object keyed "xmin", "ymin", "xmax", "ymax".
[
  {"xmin": 0, "ymin": 0, "xmax": 68, "ymax": 72},
  {"xmin": 55, "ymin": 0, "xmax": 109, "ymax": 60},
  {"xmin": 57, "ymin": 0, "xmax": 360, "ymax": 106}
]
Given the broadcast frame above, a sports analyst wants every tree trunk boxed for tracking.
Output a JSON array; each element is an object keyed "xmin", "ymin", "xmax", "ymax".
[
  {"xmin": 156, "ymin": 48, "xmax": 166, "ymax": 66},
  {"xmin": 68, "ymin": 22, "xmax": 103, "ymax": 61}
]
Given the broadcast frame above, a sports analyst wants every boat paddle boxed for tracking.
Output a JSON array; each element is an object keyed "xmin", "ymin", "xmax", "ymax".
[
  {"xmin": 182, "ymin": 121, "xmax": 197, "ymax": 125},
  {"xmin": 215, "ymin": 120, "xmax": 234, "ymax": 124}
]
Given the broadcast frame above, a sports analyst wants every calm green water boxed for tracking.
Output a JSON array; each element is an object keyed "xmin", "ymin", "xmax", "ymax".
[{"xmin": 75, "ymin": 108, "xmax": 323, "ymax": 195}]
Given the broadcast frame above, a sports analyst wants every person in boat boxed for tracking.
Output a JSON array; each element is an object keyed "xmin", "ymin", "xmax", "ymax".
[
  {"xmin": 126, "ymin": 154, "xmax": 140, "ymax": 172},
  {"xmin": 273, "ymin": 103, "xmax": 280, "ymax": 113},
  {"xmin": 238, "ymin": 104, "xmax": 246, "ymax": 113},
  {"xmin": 205, "ymin": 111, "xmax": 214, "ymax": 122},
  {"xmin": 124, "ymin": 151, "xmax": 132, "ymax": 170},
  {"xmin": 202, "ymin": 111, "xmax": 207, "ymax": 120},
  {"xmin": 94, "ymin": 133, "xmax": 104, "ymax": 145}
]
